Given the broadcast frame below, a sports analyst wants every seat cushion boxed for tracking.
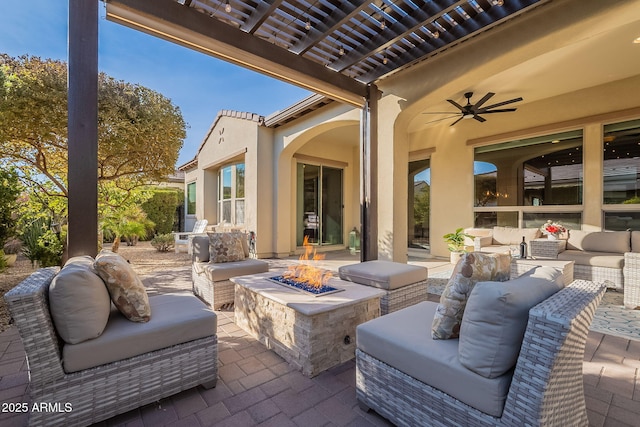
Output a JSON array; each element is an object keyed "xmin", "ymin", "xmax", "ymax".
[
  {"xmin": 338, "ymin": 260, "xmax": 427, "ymax": 290},
  {"xmin": 194, "ymin": 258, "xmax": 269, "ymax": 282},
  {"xmin": 458, "ymin": 266, "xmax": 563, "ymax": 378},
  {"xmin": 63, "ymin": 292, "xmax": 217, "ymax": 373},
  {"xmin": 557, "ymin": 250, "xmax": 624, "ymax": 268},
  {"xmin": 94, "ymin": 250, "xmax": 151, "ymax": 322},
  {"xmin": 432, "ymin": 252, "xmax": 511, "ymax": 339},
  {"xmin": 208, "ymin": 232, "xmax": 245, "ymax": 263},
  {"xmin": 357, "ymin": 302, "xmax": 512, "ymax": 417},
  {"xmin": 49, "ymin": 256, "xmax": 111, "ymax": 344},
  {"xmin": 491, "ymin": 227, "xmax": 540, "ymax": 245}
]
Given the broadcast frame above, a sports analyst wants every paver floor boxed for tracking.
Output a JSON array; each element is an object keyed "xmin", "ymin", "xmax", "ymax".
[{"xmin": 0, "ymin": 251, "xmax": 638, "ymax": 426}]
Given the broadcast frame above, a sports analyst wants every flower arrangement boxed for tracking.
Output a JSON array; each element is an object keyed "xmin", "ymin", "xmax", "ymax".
[{"xmin": 540, "ymin": 220, "xmax": 566, "ymax": 237}]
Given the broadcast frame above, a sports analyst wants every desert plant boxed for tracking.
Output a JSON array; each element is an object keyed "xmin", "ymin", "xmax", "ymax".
[
  {"xmin": 0, "ymin": 250, "xmax": 7, "ymax": 272},
  {"xmin": 150, "ymin": 233, "xmax": 175, "ymax": 252},
  {"xmin": 443, "ymin": 228, "xmax": 473, "ymax": 253},
  {"xmin": 21, "ymin": 218, "xmax": 63, "ymax": 267}
]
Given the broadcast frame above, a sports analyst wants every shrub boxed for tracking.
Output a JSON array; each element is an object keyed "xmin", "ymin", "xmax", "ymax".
[
  {"xmin": 21, "ymin": 218, "xmax": 63, "ymax": 267},
  {"xmin": 0, "ymin": 250, "xmax": 7, "ymax": 273},
  {"xmin": 143, "ymin": 189, "xmax": 183, "ymax": 236},
  {"xmin": 150, "ymin": 233, "xmax": 175, "ymax": 252}
]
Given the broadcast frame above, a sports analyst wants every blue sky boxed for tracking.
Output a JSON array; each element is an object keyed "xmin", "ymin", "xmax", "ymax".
[{"xmin": 0, "ymin": 0, "xmax": 310, "ymax": 165}]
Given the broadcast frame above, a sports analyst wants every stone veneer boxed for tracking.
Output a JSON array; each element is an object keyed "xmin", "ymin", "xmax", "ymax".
[{"xmin": 233, "ymin": 276, "xmax": 382, "ymax": 377}]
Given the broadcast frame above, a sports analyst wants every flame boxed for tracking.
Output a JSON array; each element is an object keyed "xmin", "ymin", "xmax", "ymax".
[{"xmin": 283, "ymin": 236, "xmax": 333, "ymax": 288}]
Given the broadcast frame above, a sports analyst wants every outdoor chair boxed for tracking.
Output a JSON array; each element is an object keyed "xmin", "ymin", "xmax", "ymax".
[
  {"xmin": 173, "ymin": 219, "xmax": 208, "ymax": 254},
  {"xmin": 5, "ymin": 264, "xmax": 218, "ymax": 427},
  {"xmin": 356, "ymin": 274, "xmax": 606, "ymax": 426}
]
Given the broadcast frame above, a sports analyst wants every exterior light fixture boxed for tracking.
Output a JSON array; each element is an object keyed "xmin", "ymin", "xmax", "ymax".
[
  {"xmin": 225, "ymin": 1, "xmax": 231, "ymax": 13},
  {"xmin": 383, "ymin": 53, "xmax": 388, "ymax": 65},
  {"xmin": 305, "ymin": 18, "xmax": 311, "ymax": 30},
  {"xmin": 492, "ymin": 0, "xmax": 504, "ymax": 5},
  {"xmin": 339, "ymin": 45, "xmax": 345, "ymax": 56},
  {"xmin": 380, "ymin": 18, "xmax": 386, "ymax": 30}
]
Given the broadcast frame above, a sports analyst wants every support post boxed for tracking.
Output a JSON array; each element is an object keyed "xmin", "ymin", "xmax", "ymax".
[
  {"xmin": 360, "ymin": 84, "xmax": 379, "ymax": 261},
  {"xmin": 67, "ymin": 0, "xmax": 99, "ymax": 257}
]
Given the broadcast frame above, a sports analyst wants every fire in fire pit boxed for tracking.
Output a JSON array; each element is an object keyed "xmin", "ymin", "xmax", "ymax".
[{"xmin": 269, "ymin": 236, "xmax": 343, "ymax": 297}]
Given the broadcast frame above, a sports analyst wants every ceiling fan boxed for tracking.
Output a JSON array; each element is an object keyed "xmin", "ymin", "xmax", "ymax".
[{"xmin": 423, "ymin": 92, "xmax": 523, "ymax": 126}]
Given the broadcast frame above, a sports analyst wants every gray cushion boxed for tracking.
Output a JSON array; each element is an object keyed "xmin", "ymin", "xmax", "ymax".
[
  {"xmin": 458, "ymin": 266, "xmax": 563, "ymax": 379},
  {"xmin": 567, "ymin": 230, "xmax": 630, "ymax": 253},
  {"xmin": 557, "ymin": 250, "xmax": 624, "ymax": 268},
  {"xmin": 632, "ymin": 231, "xmax": 640, "ymax": 253},
  {"xmin": 194, "ymin": 258, "xmax": 269, "ymax": 282},
  {"xmin": 338, "ymin": 260, "xmax": 427, "ymax": 290},
  {"xmin": 63, "ymin": 292, "xmax": 217, "ymax": 373},
  {"xmin": 357, "ymin": 302, "xmax": 512, "ymax": 417},
  {"xmin": 192, "ymin": 235, "xmax": 210, "ymax": 262},
  {"xmin": 49, "ymin": 256, "xmax": 111, "ymax": 344},
  {"xmin": 491, "ymin": 227, "xmax": 540, "ymax": 245}
]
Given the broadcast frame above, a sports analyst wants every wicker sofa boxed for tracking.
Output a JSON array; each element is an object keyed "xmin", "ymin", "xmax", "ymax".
[
  {"xmin": 191, "ymin": 235, "xmax": 269, "ymax": 309},
  {"xmin": 5, "ymin": 267, "xmax": 218, "ymax": 427},
  {"xmin": 356, "ymin": 277, "xmax": 605, "ymax": 426},
  {"xmin": 465, "ymin": 226, "xmax": 542, "ymax": 254}
]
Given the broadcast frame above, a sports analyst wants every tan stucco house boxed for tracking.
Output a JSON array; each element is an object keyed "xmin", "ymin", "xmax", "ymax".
[{"xmin": 179, "ymin": 0, "xmax": 640, "ymax": 262}]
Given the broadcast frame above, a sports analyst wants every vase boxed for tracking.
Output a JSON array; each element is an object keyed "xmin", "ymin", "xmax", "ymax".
[{"xmin": 547, "ymin": 234, "xmax": 558, "ymax": 241}]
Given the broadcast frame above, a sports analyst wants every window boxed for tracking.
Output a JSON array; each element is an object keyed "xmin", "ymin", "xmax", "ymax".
[
  {"xmin": 186, "ymin": 182, "xmax": 196, "ymax": 215},
  {"xmin": 603, "ymin": 119, "xmax": 640, "ymax": 204},
  {"xmin": 218, "ymin": 163, "xmax": 245, "ymax": 225},
  {"xmin": 473, "ymin": 130, "xmax": 583, "ymax": 228}
]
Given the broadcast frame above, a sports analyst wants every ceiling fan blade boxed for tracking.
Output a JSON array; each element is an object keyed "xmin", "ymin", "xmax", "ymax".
[
  {"xmin": 481, "ymin": 108, "xmax": 518, "ymax": 114},
  {"xmin": 447, "ymin": 99, "xmax": 465, "ymax": 111},
  {"xmin": 424, "ymin": 114, "xmax": 461, "ymax": 125},
  {"xmin": 480, "ymin": 97, "xmax": 523, "ymax": 111},
  {"xmin": 473, "ymin": 92, "xmax": 495, "ymax": 109},
  {"xmin": 473, "ymin": 115, "xmax": 486, "ymax": 123},
  {"xmin": 449, "ymin": 116, "xmax": 465, "ymax": 126}
]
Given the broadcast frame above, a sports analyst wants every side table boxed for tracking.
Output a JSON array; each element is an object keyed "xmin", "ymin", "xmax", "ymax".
[
  {"xmin": 530, "ymin": 238, "xmax": 567, "ymax": 259},
  {"xmin": 510, "ymin": 258, "xmax": 574, "ymax": 286}
]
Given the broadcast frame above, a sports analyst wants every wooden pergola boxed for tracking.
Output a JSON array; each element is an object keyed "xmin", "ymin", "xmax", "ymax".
[{"xmin": 67, "ymin": 0, "xmax": 549, "ymax": 261}]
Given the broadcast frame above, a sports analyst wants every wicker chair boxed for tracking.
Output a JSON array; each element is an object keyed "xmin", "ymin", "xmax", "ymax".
[
  {"xmin": 5, "ymin": 268, "xmax": 218, "ymax": 427},
  {"xmin": 356, "ymin": 280, "xmax": 605, "ymax": 427}
]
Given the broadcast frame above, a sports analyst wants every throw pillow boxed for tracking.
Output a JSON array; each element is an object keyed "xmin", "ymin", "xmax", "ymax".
[
  {"xmin": 458, "ymin": 266, "xmax": 563, "ymax": 378},
  {"xmin": 49, "ymin": 256, "xmax": 111, "ymax": 344},
  {"xmin": 94, "ymin": 250, "xmax": 151, "ymax": 322},
  {"xmin": 431, "ymin": 252, "xmax": 511, "ymax": 340},
  {"xmin": 208, "ymin": 232, "xmax": 246, "ymax": 263}
]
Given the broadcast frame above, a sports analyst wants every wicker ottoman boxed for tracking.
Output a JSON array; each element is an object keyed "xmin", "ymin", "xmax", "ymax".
[{"xmin": 338, "ymin": 260, "xmax": 428, "ymax": 315}]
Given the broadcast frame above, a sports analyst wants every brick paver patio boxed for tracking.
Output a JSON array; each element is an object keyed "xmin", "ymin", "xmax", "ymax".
[{"xmin": 0, "ymin": 255, "xmax": 638, "ymax": 426}]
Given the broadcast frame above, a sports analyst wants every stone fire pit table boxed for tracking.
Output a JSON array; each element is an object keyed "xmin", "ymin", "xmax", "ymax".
[{"xmin": 232, "ymin": 271, "xmax": 384, "ymax": 377}]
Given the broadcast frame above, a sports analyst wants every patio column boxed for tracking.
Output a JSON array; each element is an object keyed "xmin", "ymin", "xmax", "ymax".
[
  {"xmin": 67, "ymin": 0, "xmax": 99, "ymax": 257},
  {"xmin": 360, "ymin": 84, "xmax": 379, "ymax": 261}
]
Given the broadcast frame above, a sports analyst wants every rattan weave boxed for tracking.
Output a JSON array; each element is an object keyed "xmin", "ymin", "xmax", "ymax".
[
  {"xmin": 380, "ymin": 279, "xmax": 428, "ymax": 314},
  {"xmin": 192, "ymin": 263, "xmax": 235, "ymax": 309},
  {"xmin": 356, "ymin": 279, "xmax": 605, "ymax": 427},
  {"xmin": 5, "ymin": 267, "xmax": 218, "ymax": 427},
  {"xmin": 573, "ymin": 264, "xmax": 623, "ymax": 289},
  {"xmin": 623, "ymin": 252, "xmax": 640, "ymax": 309}
]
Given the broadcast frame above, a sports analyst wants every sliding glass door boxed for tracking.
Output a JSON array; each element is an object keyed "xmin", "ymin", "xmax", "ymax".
[{"xmin": 296, "ymin": 163, "xmax": 343, "ymax": 246}]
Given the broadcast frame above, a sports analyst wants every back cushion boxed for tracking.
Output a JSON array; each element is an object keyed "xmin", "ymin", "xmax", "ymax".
[
  {"xmin": 431, "ymin": 252, "xmax": 511, "ymax": 340},
  {"xmin": 49, "ymin": 256, "xmax": 111, "ymax": 344},
  {"xmin": 632, "ymin": 231, "xmax": 640, "ymax": 253},
  {"xmin": 491, "ymin": 227, "xmax": 540, "ymax": 245},
  {"xmin": 568, "ymin": 230, "xmax": 630, "ymax": 253},
  {"xmin": 458, "ymin": 266, "xmax": 563, "ymax": 378},
  {"xmin": 208, "ymin": 232, "xmax": 246, "ymax": 263},
  {"xmin": 192, "ymin": 236, "xmax": 210, "ymax": 262}
]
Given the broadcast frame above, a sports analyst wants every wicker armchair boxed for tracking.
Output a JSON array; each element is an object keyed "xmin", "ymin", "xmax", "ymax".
[
  {"xmin": 356, "ymin": 280, "xmax": 605, "ymax": 427},
  {"xmin": 5, "ymin": 268, "xmax": 218, "ymax": 427},
  {"xmin": 623, "ymin": 252, "xmax": 640, "ymax": 309}
]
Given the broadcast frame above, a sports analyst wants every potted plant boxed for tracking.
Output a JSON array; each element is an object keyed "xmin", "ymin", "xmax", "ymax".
[
  {"xmin": 2, "ymin": 238, "xmax": 22, "ymax": 267},
  {"xmin": 443, "ymin": 228, "xmax": 473, "ymax": 264}
]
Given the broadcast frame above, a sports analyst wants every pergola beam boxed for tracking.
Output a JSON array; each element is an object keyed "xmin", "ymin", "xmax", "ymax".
[
  {"xmin": 105, "ymin": 0, "xmax": 367, "ymax": 107},
  {"xmin": 67, "ymin": 0, "xmax": 99, "ymax": 258}
]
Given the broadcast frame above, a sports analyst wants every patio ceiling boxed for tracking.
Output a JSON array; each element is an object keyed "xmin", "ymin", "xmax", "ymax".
[{"xmin": 105, "ymin": 0, "xmax": 551, "ymax": 106}]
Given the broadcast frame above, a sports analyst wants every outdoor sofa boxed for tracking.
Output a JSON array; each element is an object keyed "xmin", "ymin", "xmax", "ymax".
[
  {"xmin": 356, "ymin": 260, "xmax": 605, "ymax": 426},
  {"xmin": 191, "ymin": 234, "xmax": 269, "ymax": 309},
  {"xmin": 5, "ymin": 255, "xmax": 218, "ymax": 427}
]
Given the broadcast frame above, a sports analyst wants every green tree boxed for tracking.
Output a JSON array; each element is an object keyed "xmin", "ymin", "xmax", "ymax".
[
  {"xmin": 0, "ymin": 165, "xmax": 21, "ymax": 245},
  {"xmin": 0, "ymin": 53, "xmax": 186, "ymax": 198},
  {"xmin": 142, "ymin": 188, "xmax": 183, "ymax": 235}
]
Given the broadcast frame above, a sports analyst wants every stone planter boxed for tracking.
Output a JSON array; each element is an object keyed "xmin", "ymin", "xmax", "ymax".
[{"xmin": 3, "ymin": 253, "xmax": 17, "ymax": 267}]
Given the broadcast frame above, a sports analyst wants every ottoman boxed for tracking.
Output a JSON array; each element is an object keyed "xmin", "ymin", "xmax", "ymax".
[{"xmin": 338, "ymin": 260, "xmax": 428, "ymax": 314}]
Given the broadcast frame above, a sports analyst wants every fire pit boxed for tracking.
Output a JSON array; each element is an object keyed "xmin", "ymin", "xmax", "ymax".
[{"xmin": 267, "ymin": 274, "xmax": 343, "ymax": 296}]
